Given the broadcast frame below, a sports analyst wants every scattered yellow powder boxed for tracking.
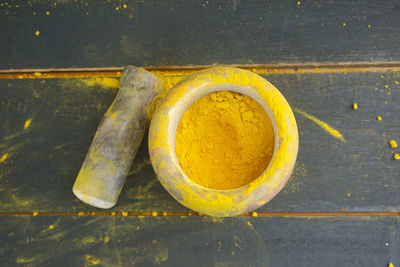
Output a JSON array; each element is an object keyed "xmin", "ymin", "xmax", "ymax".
[
  {"xmin": 352, "ymin": 103, "xmax": 358, "ymax": 110},
  {"xmin": 389, "ymin": 140, "xmax": 398, "ymax": 148},
  {"xmin": 377, "ymin": 116, "xmax": 382, "ymax": 121},
  {"xmin": 24, "ymin": 118, "xmax": 32, "ymax": 129},
  {"xmin": 0, "ymin": 153, "xmax": 8, "ymax": 163},
  {"xmin": 394, "ymin": 154, "xmax": 400, "ymax": 160},
  {"xmin": 175, "ymin": 91, "xmax": 274, "ymax": 190}
]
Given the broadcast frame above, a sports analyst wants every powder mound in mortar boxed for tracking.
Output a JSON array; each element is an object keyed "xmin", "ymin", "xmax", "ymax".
[{"xmin": 175, "ymin": 90, "xmax": 274, "ymax": 190}]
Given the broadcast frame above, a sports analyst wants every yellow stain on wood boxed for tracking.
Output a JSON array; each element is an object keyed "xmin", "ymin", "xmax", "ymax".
[
  {"xmin": 293, "ymin": 108, "xmax": 346, "ymax": 142},
  {"xmin": 15, "ymin": 257, "xmax": 36, "ymax": 264},
  {"xmin": 81, "ymin": 77, "xmax": 120, "ymax": 88},
  {"xmin": 85, "ymin": 254, "xmax": 100, "ymax": 266},
  {"xmin": 24, "ymin": 118, "xmax": 32, "ymax": 129},
  {"xmin": 389, "ymin": 140, "xmax": 398, "ymax": 148},
  {"xmin": 0, "ymin": 153, "xmax": 8, "ymax": 163}
]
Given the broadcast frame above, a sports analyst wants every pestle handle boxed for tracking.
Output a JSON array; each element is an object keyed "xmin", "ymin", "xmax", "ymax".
[{"xmin": 73, "ymin": 66, "xmax": 163, "ymax": 209}]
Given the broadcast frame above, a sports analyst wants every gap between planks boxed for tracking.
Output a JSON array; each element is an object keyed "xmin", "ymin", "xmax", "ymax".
[
  {"xmin": 0, "ymin": 212, "xmax": 399, "ymax": 217},
  {"xmin": 1, "ymin": 62, "xmax": 400, "ymax": 79}
]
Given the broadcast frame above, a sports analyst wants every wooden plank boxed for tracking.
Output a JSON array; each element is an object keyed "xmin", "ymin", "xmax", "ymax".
[
  {"xmin": 0, "ymin": 215, "xmax": 398, "ymax": 266},
  {"xmin": 1, "ymin": 0, "xmax": 400, "ymax": 69},
  {"xmin": 1, "ymin": 71, "xmax": 399, "ymax": 213}
]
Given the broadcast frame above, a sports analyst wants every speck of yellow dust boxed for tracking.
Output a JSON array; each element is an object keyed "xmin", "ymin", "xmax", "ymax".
[
  {"xmin": 247, "ymin": 221, "xmax": 252, "ymax": 226},
  {"xmin": 346, "ymin": 193, "xmax": 351, "ymax": 197},
  {"xmin": 33, "ymin": 11, "xmax": 36, "ymax": 15},
  {"xmin": 394, "ymin": 154, "xmax": 400, "ymax": 160},
  {"xmin": 385, "ymin": 85, "xmax": 389, "ymax": 88},
  {"xmin": 388, "ymin": 263, "xmax": 394, "ymax": 267},
  {"xmin": 46, "ymin": 11, "xmax": 50, "ymax": 15},
  {"xmin": 24, "ymin": 118, "xmax": 32, "ymax": 129},
  {"xmin": 152, "ymin": 211, "xmax": 158, "ymax": 217},
  {"xmin": 85, "ymin": 255, "xmax": 100, "ymax": 265},
  {"xmin": 368, "ymin": 24, "xmax": 372, "ymax": 28},
  {"xmin": 123, "ymin": 4, "xmax": 127, "ymax": 8},
  {"xmin": 297, "ymin": 1, "xmax": 301, "ymax": 5},
  {"xmin": 111, "ymin": 112, "xmax": 117, "ymax": 118},
  {"xmin": 162, "ymin": 212, "xmax": 168, "ymax": 216},
  {"xmin": 103, "ymin": 236, "xmax": 110, "ymax": 244},
  {"xmin": 389, "ymin": 140, "xmax": 398, "ymax": 148},
  {"xmin": 122, "ymin": 211, "xmax": 128, "ymax": 216},
  {"xmin": 352, "ymin": 103, "xmax": 358, "ymax": 110},
  {"xmin": 115, "ymin": 6, "xmax": 119, "ymax": 10},
  {"xmin": 377, "ymin": 116, "xmax": 382, "ymax": 121},
  {"xmin": 34, "ymin": 30, "xmax": 40, "ymax": 36},
  {"xmin": 385, "ymin": 101, "xmax": 388, "ymax": 104},
  {"xmin": 0, "ymin": 153, "xmax": 8, "ymax": 163},
  {"xmin": 342, "ymin": 22, "xmax": 346, "ymax": 27},
  {"xmin": 32, "ymin": 212, "xmax": 39, "ymax": 216},
  {"xmin": 251, "ymin": 212, "xmax": 258, "ymax": 217},
  {"xmin": 395, "ymin": 81, "xmax": 399, "ymax": 85},
  {"xmin": 33, "ymin": 72, "xmax": 42, "ymax": 77},
  {"xmin": 78, "ymin": 212, "xmax": 85, "ymax": 216},
  {"xmin": 111, "ymin": 212, "xmax": 116, "ymax": 216},
  {"xmin": 48, "ymin": 225, "xmax": 54, "ymax": 230}
]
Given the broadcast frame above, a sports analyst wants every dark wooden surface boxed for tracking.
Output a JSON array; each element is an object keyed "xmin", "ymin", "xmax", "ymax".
[
  {"xmin": 1, "ymin": 216, "xmax": 399, "ymax": 267},
  {"xmin": 1, "ymin": 0, "xmax": 400, "ymax": 266},
  {"xmin": 1, "ymin": 0, "xmax": 400, "ymax": 69},
  {"xmin": 1, "ymin": 72, "xmax": 399, "ymax": 213}
]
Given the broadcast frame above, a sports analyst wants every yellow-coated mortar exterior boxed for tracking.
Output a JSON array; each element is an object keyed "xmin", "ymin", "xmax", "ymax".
[{"xmin": 149, "ymin": 67, "xmax": 299, "ymax": 217}]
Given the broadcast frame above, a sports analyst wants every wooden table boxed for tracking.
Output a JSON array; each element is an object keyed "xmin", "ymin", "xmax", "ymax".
[{"xmin": 1, "ymin": 0, "xmax": 399, "ymax": 266}]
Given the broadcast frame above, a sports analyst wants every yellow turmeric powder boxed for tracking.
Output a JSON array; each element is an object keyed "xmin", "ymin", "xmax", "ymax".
[{"xmin": 175, "ymin": 90, "xmax": 274, "ymax": 190}]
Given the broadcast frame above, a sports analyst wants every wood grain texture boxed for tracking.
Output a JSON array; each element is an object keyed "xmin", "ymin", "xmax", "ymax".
[
  {"xmin": 1, "ymin": 71, "xmax": 399, "ymax": 212},
  {"xmin": 1, "ymin": 0, "xmax": 400, "ymax": 69},
  {"xmin": 0, "ymin": 216, "xmax": 398, "ymax": 267}
]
